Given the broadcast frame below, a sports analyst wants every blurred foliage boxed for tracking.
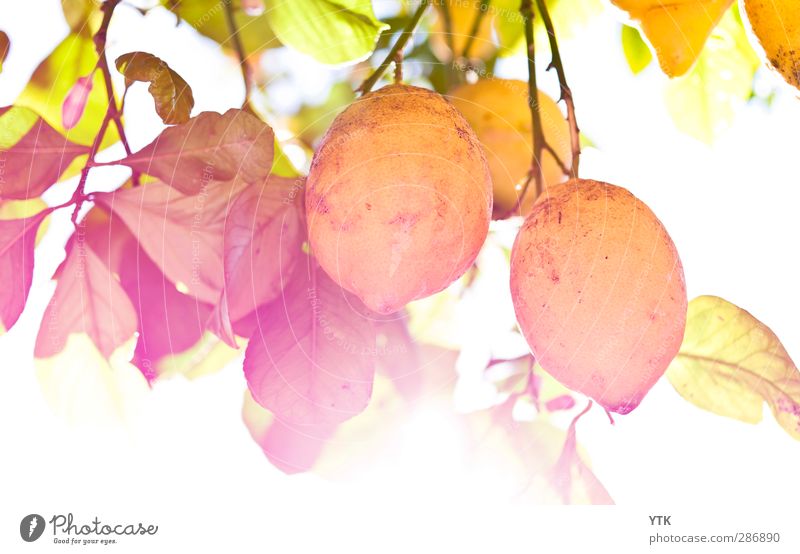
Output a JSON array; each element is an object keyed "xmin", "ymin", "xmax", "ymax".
[
  {"xmin": 165, "ymin": 0, "xmax": 279, "ymax": 56},
  {"xmin": 621, "ymin": 24, "xmax": 652, "ymax": 74},
  {"xmin": 266, "ymin": 0, "xmax": 388, "ymax": 65},
  {"xmin": 664, "ymin": 6, "xmax": 759, "ymax": 143},
  {"xmin": 16, "ymin": 33, "xmax": 118, "ymax": 149},
  {"xmin": 668, "ymin": 296, "xmax": 800, "ymax": 440}
]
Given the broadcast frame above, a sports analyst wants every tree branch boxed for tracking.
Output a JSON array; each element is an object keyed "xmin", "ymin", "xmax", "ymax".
[
  {"xmin": 461, "ymin": 0, "xmax": 491, "ymax": 60},
  {"xmin": 357, "ymin": 0, "xmax": 430, "ymax": 94},
  {"xmin": 509, "ymin": 0, "xmax": 545, "ymax": 217},
  {"xmin": 224, "ymin": 0, "xmax": 253, "ymax": 106},
  {"xmin": 534, "ymin": 0, "xmax": 580, "ymax": 176},
  {"xmin": 441, "ymin": 0, "xmax": 455, "ymax": 56},
  {"xmin": 70, "ymin": 0, "xmax": 124, "ymax": 223}
]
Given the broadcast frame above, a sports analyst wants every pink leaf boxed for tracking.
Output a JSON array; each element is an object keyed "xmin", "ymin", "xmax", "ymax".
[
  {"xmin": 243, "ymin": 262, "xmax": 377, "ymax": 426},
  {"xmin": 35, "ymin": 232, "xmax": 138, "ymax": 359},
  {"xmin": 551, "ymin": 402, "xmax": 614, "ymax": 505},
  {"xmin": 116, "ymin": 109, "xmax": 275, "ymax": 194},
  {"xmin": 61, "ymin": 75, "xmax": 93, "ymax": 130},
  {"xmin": 209, "ymin": 175, "xmax": 304, "ymax": 346},
  {"xmin": 545, "ymin": 394, "xmax": 576, "ymax": 412},
  {"xmin": 118, "ymin": 238, "xmax": 212, "ymax": 382},
  {"xmin": 0, "ymin": 209, "xmax": 50, "ymax": 331},
  {"xmin": 94, "ymin": 180, "xmax": 234, "ymax": 303},
  {"xmin": 373, "ymin": 313, "xmax": 422, "ymax": 401},
  {"xmin": 0, "ymin": 106, "xmax": 89, "ymax": 200},
  {"xmin": 243, "ymin": 392, "xmax": 337, "ymax": 474}
]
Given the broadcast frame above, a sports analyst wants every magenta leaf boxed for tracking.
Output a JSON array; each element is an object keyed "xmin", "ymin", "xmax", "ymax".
[
  {"xmin": 0, "ymin": 105, "xmax": 89, "ymax": 199},
  {"xmin": 35, "ymin": 232, "xmax": 138, "ymax": 359},
  {"xmin": 210, "ymin": 175, "xmax": 304, "ymax": 346},
  {"xmin": 551, "ymin": 403, "xmax": 614, "ymax": 505},
  {"xmin": 373, "ymin": 314, "xmax": 422, "ymax": 401},
  {"xmin": 61, "ymin": 74, "xmax": 93, "ymax": 130},
  {"xmin": 243, "ymin": 391, "xmax": 338, "ymax": 474},
  {"xmin": 116, "ymin": 109, "xmax": 275, "ymax": 194},
  {"xmin": 0, "ymin": 209, "xmax": 50, "ymax": 332},
  {"xmin": 545, "ymin": 394, "xmax": 576, "ymax": 412},
  {"xmin": 94, "ymin": 180, "xmax": 233, "ymax": 304},
  {"xmin": 244, "ymin": 262, "xmax": 377, "ymax": 426},
  {"xmin": 118, "ymin": 238, "xmax": 212, "ymax": 382}
]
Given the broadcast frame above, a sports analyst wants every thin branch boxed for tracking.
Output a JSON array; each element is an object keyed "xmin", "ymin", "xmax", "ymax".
[
  {"xmin": 223, "ymin": 0, "xmax": 253, "ymax": 105},
  {"xmin": 535, "ymin": 0, "xmax": 580, "ymax": 176},
  {"xmin": 357, "ymin": 0, "xmax": 430, "ymax": 94},
  {"xmin": 441, "ymin": 0, "xmax": 455, "ymax": 56},
  {"xmin": 71, "ymin": 94, "xmax": 114, "ymax": 225},
  {"xmin": 508, "ymin": 0, "xmax": 544, "ymax": 217},
  {"xmin": 393, "ymin": 50, "xmax": 404, "ymax": 83},
  {"xmin": 543, "ymin": 141, "xmax": 569, "ymax": 176},
  {"xmin": 461, "ymin": 0, "xmax": 491, "ymax": 60},
  {"xmin": 70, "ymin": 0, "xmax": 123, "ymax": 224}
]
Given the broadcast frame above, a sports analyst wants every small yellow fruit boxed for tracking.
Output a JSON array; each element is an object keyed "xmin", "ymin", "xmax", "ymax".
[
  {"xmin": 430, "ymin": 0, "xmax": 496, "ymax": 61},
  {"xmin": 612, "ymin": 0, "xmax": 732, "ymax": 77},
  {"xmin": 306, "ymin": 84, "xmax": 492, "ymax": 314},
  {"xmin": 742, "ymin": 0, "xmax": 800, "ymax": 90},
  {"xmin": 449, "ymin": 79, "xmax": 571, "ymax": 215},
  {"xmin": 510, "ymin": 179, "xmax": 687, "ymax": 414}
]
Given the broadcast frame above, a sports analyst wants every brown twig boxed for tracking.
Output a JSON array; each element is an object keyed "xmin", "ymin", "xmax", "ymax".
[
  {"xmin": 357, "ymin": 0, "xmax": 430, "ymax": 94},
  {"xmin": 508, "ymin": 0, "xmax": 545, "ymax": 217},
  {"xmin": 461, "ymin": 0, "xmax": 491, "ymax": 60},
  {"xmin": 93, "ymin": 1, "xmax": 139, "ymax": 186},
  {"xmin": 544, "ymin": 141, "xmax": 569, "ymax": 175},
  {"xmin": 223, "ymin": 0, "xmax": 253, "ymax": 106},
  {"xmin": 441, "ymin": 0, "xmax": 455, "ymax": 57},
  {"xmin": 69, "ymin": 0, "xmax": 125, "ymax": 223},
  {"xmin": 535, "ymin": 0, "xmax": 580, "ymax": 176},
  {"xmin": 393, "ymin": 50, "xmax": 404, "ymax": 83}
]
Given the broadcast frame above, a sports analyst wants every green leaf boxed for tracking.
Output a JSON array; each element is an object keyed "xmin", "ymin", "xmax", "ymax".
[
  {"xmin": 621, "ymin": 24, "xmax": 652, "ymax": 74},
  {"xmin": 61, "ymin": 0, "xmax": 100, "ymax": 34},
  {"xmin": 0, "ymin": 30, "xmax": 9, "ymax": 73},
  {"xmin": 271, "ymin": 139, "xmax": 302, "ymax": 178},
  {"xmin": 492, "ymin": 0, "xmax": 526, "ymax": 57},
  {"xmin": 16, "ymin": 33, "xmax": 118, "ymax": 149},
  {"xmin": 494, "ymin": 0, "xmax": 606, "ymax": 58},
  {"xmin": 115, "ymin": 52, "xmax": 194, "ymax": 124},
  {"xmin": 165, "ymin": 0, "xmax": 279, "ymax": 57},
  {"xmin": 266, "ymin": 0, "xmax": 388, "ymax": 65},
  {"xmin": 664, "ymin": 7, "xmax": 759, "ymax": 143},
  {"xmin": 667, "ymin": 296, "xmax": 800, "ymax": 440},
  {"xmin": 290, "ymin": 81, "xmax": 355, "ymax": 146}
]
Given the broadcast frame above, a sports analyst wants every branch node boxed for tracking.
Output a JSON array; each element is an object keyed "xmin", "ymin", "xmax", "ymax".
[{"xmin": 357, "ymin": 0, "xmax": 430, "ymax": 95}]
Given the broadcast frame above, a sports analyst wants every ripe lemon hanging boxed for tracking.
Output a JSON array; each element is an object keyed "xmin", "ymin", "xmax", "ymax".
[
  {"xmin": 510, "ymin": 179, "xmax": 687, "ymax": 413},
  {"xmin": 306, "ymin": 84, "xmax": 492, "ymax": 314},
  {"xmin": 449, "ymin": 79, "xmax": 571, "ymax": 216},
  {"xmin": 742, "ymin": 0, "xmax": 800, "ymax": 90}
]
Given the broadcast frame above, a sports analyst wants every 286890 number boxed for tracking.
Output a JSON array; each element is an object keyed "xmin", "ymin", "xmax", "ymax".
[{"xmin": 735, "ymin": 532, "xmax": 780, "ymax": 543}]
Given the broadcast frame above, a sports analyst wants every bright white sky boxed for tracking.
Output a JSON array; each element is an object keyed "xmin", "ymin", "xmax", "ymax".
[{"xmin": 1, "ymin": 1, "xmax": 799, "ymax": 552}]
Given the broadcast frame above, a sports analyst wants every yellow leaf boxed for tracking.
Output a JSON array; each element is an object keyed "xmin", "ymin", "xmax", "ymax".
[
  {"xmin": 35, "ymin": 334, "xmax": 148, "ymax": 425},
  {"xmin": 664, "ymin": 7, "xmax": 759, "ymax": 143},
  {"xmin": 0, "ymin": 198, "xmax": 50, "ymax": 244},
  {"xmin": 156, "ymin": 331, "xmax": 241, "ymax": 380},
  {"xmin": 667, "ymin": 295, "xmax": 800, "ymax": 439},
  {"xmin": 611, "ymin": 0, "xmax": 734, "ymax": 77}
]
